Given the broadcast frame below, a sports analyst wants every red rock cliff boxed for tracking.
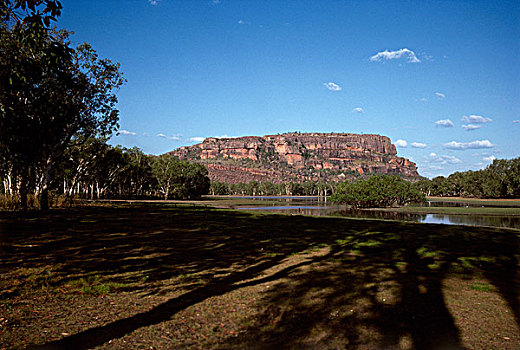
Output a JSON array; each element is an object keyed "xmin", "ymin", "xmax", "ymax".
[{"xmin": 170, "ymin": 132, "xmax": 419, "ymax": 183}]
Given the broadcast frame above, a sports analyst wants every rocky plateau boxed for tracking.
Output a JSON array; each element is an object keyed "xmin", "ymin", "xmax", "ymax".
[{"xmin": 169, "ymin": 132, "xmax": 420, "ymax": 184}]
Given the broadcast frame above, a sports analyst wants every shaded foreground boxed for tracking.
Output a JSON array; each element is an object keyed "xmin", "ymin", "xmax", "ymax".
[{"xmin": 0, "ymin": 203, "xmax": 519, "ymax": 349}]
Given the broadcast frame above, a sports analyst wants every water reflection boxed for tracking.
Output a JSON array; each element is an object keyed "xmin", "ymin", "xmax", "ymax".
[
  {"xmin": 415, "ymin": 200, "xmax": 520, "ymax": 208},
  {"xmin": 233, "ymin": 198, "xmax": 520, "ymax": 229}
]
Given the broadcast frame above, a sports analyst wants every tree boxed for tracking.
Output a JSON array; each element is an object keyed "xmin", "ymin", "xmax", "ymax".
[
  {"xmin": 331, "ymin": 175, "xmax": 424, "ymax": 208},
  {"xmin": 151, "ymin": 154, "xmax": 178, "ymax": 200},
  {"xmin": 210, "ymin": 181, "xmax": 229, "ymax": 195},
  {"xmin": 0, "ymin": 2, "xmax": 125, "ymax": 209},
  {"xmin": 169, "ymin": 161, "xmax": 210, "ymax": 199},
  {"xmin": 151, "ymin": 156, "xmax": 210, "ymax": 200},
  {"xmin": 119, "ymin": 147, "xmax": 154, "ymax": 198}
]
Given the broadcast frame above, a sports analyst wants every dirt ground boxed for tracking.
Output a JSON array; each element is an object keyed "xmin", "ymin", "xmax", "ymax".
[{"xmin": 1, "ymin": 203, "xmax": 519, "ymax": 349}]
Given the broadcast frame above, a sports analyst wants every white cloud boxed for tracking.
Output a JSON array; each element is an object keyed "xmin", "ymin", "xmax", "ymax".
[
  {"xmin": 212, "ymin": 0, "xmax": 220, "ymax": 4},
  {"xmin": 462, "ymin": 124, "xmax": 481, "ymax": 131},
  {"xmin": 444, "ymin": 140, "xmax": 494, "ymax": 150},
  {"xmin": 352, "ymin": 107, "xmax": 364, "ymax": 113},
  {"xmin": 411, "ymin": 142, "xmax": 427, "ymax": 149},
  {"xmin": 157, "ymin": 133, "xmax": 182, "ymax": 141},
  {"xmin": 395, "ymin": 139, "xmax": 407, "ymax": 147},
  {"xmin": 324, "ymin": 82, "xmax": 342, "ymax": 91},
  {"xmin": 483, "ymin": 155, "xmax": 496, "ymax": 162},
  {"xmin": 369, "ymin": 48, "xmax": 421, "ymax": 63},
  {"xmin": 418, "ymin": 98, "xmax": 428, "ymax": 102},
  {"xmin": 435, "ymin": 92, "xmax": 446, "ymax": 99},
  {"xmin": 189, "ymin": 137, "xmax": 205, "ymax": 142},
  {"xmin": 118, "ymin": 129, "xmax": 137, "ymax": 136},
  {"xmin": 148, "ymin": 0, "xmax": 159, "ymax": 5},
  {"xmin": 238, "ymin": 19, "xmax": 245, "ymax": 24},
  {"xmin": 427, "ymin": 153, "xmax": 462, "ymax": 164},
  {"xmin": 428, "ymin": 165, "xmax": 444, "ymax": 170},
  {"xmin": 435, "ymin": 119, "xmax": 454, "ymax": 128},
  {"xmin": 214, "ymin": 134, "xmax": 239, "ymax": 139},
  {"xmin": 513, "ymin": 120, "xmax": 520, "ymax": 123},
  {"xmin": 461, "ymin": 115, "xmax": 492, "ymax": 124}
]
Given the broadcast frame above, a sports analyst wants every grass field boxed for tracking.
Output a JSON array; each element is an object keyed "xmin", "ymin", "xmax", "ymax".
[{"xmin": 1, "ymin": 202, "xmax": 519, "ymax": 349}]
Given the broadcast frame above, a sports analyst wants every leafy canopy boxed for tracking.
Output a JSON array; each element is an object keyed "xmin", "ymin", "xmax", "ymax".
[{"xmin": 330, "ymin": 175, "xmax": 425, "ymax": 208}]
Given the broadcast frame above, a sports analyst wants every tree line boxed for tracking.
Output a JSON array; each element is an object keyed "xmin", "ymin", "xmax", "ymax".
[
  {"xmin": 415, "ymin": 157, "xmax": 520, "ymax": 198},
  {"xmin": 0, "ymin": 137, "xmax": 210, "ymax": 208},
  {"xmin": 210, "ymin": 175, "xmax": 425, "ymax": 208},
  {"xmin": 210, "ymin": 181, "xmax": 335, "ymax": 197},
  {"xmin": 1, "ymin": 0, "xmax": 125, "ymax": 209}
]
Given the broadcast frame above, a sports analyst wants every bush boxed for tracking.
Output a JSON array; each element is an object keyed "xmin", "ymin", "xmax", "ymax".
[
  {"xmin": 330, "ymin": 175, "xmax": 425, "ymax": 208},
  {"xmin": 0, "ymin": 194, "xmax": 18, "ymax": 209}
]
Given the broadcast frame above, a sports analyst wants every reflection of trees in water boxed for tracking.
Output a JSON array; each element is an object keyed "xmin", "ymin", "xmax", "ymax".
[
  {"xmin": 240, "ymin": 198, "xmax": 520, "ymax": 229},
  {"xmin": 264, "ymin": 208, "xmax": 332, "ymax": 216},
  {"xmin": 304, "ymin": 208, "xmax": 520, "ymax": 229},
  {"xmin": 432, "ymin": 214, "xmax": 520, "ymax": 229},
  {"xmin": 333, "ymin": 209, "xmax": 426, "ymax": 223}
]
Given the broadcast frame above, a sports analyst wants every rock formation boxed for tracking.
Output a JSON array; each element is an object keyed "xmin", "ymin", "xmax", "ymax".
[{"xmin": 170, "ymin": 132, "xmax": 420, "ymax": 183}]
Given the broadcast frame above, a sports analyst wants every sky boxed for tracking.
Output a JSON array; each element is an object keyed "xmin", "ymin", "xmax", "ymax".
[{"xmin": 58, "ymin": 0, "xmax": 520, "ymax": 178}]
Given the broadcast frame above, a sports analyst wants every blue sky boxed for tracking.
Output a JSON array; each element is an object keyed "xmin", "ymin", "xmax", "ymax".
[{"xmin": 59, "ymin": 0, "xmax": 519, "ymax": 178}]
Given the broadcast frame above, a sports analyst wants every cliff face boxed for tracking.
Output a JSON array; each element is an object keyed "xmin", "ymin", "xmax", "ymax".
[{"xmin": 170, "ymin": 133, "xmax": 419, "ymax": 183}]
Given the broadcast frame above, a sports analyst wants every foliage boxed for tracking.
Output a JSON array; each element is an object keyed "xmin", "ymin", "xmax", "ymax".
[
  {"xmin": 49, "ymin": 142, "xmax": 209, "ymax": 201},
  {"xmin": 419, "ymin": 157, "xmax": 520, "ymax": 198},
  {"xmin": 151, "ymin": 154, "xmax": 210, "ymax": 200},
  {"xmin": 1, "ymin": 0, "xmax": 62, "ymax": 28},
  {"xmin": 167, "ymin": 160, "xmax": 210, "ymax": 199},
  {"xmin": 210, "ymin": 181, "xmax": 229, "ymax": 195},
  {"xmin": 330, "ymin": 174, "xmax": 425, "ymax": 208},
  {"xmin": 0, "ymin": 0, "xmax": 125, "ymax": 209}
]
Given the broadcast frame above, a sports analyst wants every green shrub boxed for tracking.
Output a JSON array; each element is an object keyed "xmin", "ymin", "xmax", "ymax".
[{"xmin": 330, "ymin": 175, "xmax": 425, "ymax": 208}]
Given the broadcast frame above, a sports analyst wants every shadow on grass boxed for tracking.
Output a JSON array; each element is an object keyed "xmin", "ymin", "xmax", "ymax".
[{"xmin": 0, "ymin": 203, "xmax": 518, "ymax": 349}]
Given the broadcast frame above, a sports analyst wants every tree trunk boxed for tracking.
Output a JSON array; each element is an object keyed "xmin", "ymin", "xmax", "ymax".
[
  {"xmin": 3, "ymin": 175, "xmax": 12, "ymax": 196},
  {"xmin": 40, "ymin": 159, "xmax": 53, "ymax": 210},
  {"xmin": 164, "ymin": 181, "xmax": 170, "ymax": 200},
  {"xmin": 19, "ymin": 176, "xmax": 28, "ymax": 210}
]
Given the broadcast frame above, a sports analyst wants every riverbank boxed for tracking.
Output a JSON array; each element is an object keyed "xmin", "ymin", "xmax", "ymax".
[
  {"xmin": 387, "ymin": 206, "xmax": 520, "ymax": 216},
  {"xmin": 426, "ymin": 196, "xmax": 520, "ymax": 207},
  {"xmin": 1, "ymin": 203, "xmax": 519, "ymax": 349}
]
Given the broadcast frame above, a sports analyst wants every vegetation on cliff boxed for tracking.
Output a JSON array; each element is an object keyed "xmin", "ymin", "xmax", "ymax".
[{"xmin": 171, "ymin": 133, "xmax": 420, "ymax": 184}]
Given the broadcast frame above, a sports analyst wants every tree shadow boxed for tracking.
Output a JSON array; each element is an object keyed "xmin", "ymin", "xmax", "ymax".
[
  {"xmin": 222, "ymin": 223, "xmax": 519, "ymax": 349},
  {"xmin": 0, "ymin": 204, "xmax": 518, "ymax": 349}
]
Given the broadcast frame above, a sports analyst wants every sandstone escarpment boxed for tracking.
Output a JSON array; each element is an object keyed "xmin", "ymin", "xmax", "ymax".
[{"xmin": 170, "ymin": 132, "xmax": 419, "ymax": 183}]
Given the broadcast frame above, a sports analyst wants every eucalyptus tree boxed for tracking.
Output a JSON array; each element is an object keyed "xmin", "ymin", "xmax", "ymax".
[
  {"xmin": 0, "ymin": 0, "xmax": 125, "ymax": 209},
  {"xmin": 210, "ymin": 181, "xmax": 229, "ymax": 195},
  {"xmin": 151, "ymin": 154, "xmax": 179, "ymax": 200},
  {"xmin": 170, "ymin": 161, "xmax": 210, "ymax": 199},
  {"xmin": 151, "ymin": 155, "xmax": 210, "ymax": 200}
]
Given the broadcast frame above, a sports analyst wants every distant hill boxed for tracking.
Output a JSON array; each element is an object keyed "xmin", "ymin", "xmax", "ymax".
[{"xmin": 169, "ymin": 132, "xmax": 420, "ymax": 184}]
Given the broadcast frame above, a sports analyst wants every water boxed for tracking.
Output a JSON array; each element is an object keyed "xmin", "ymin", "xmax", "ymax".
[
  {"xmin": 232, "ymin": 197, "xmax": 520, "ymax": 229},
  {"xmin": 416, "ymin": 200, "xmax": 520, "ymax": 208}
]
